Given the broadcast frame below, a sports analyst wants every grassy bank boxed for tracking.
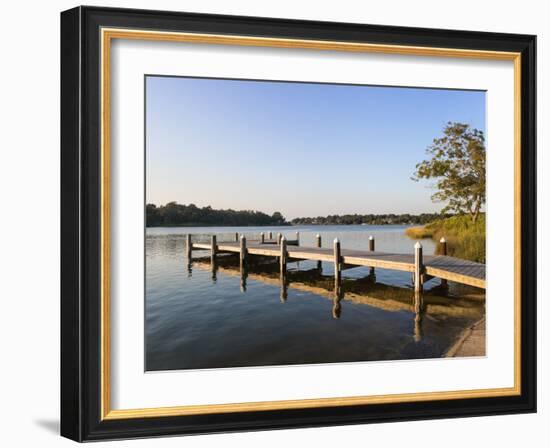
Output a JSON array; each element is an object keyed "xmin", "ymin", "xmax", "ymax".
[{"xmin": 405, "ymin": 214, "xmax": 485, "ymax": 263}]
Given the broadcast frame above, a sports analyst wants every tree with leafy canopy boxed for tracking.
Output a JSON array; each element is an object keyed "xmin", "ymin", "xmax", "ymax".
[
  {"xmin": 271, "ymin": 211, "xmax": 285, "ymax": 224},
  {"xmin": 412, "ymin": 122, "xmax": 486, "ymax": 223}
]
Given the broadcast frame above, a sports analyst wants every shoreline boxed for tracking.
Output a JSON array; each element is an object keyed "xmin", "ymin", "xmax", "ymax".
[
  {"xmin": 445, "ymin": 317, "xmax": 486, "ymax": 357},
  {"xmin": 146, "ymin": 223, "xmax": 416, "ymax": 229}
]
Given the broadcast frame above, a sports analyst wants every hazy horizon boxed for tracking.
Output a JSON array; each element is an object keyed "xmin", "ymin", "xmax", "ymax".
[
  {"xmin": 146, "ymin": 76, "xmax": 486, "ymax": 220},
  {"xmin": 145, "ymin": 201, "xmax": 451, "ymax": 220}
]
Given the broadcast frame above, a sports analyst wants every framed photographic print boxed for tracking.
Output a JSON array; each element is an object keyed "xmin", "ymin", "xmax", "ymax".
[{"xmin": 60, "ymin": 6, "xmax": 536, "ymax": 441}]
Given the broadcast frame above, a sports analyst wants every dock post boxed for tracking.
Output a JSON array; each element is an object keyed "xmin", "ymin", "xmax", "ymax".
[
  {"xmin": 210, "ymin": 235, "xmax": 218, "ymax": 281},
  {"xmin": 414, "ymin": 242, "xmax": 423, "ymax": 293},
  {"xmin": 334, "ymin": 238, "xmax": 341, "ymax": 284},
  {"xmin": 440, "ymin": 237, "xmax": 447, "ymax": 255},
  {"xmin": 239, "ymin": 235, "xmax": 247, "ymax": 269},
  {"xmin": 368, "ymin": 235, "xmax": 375, "ymax": 251},
  {"xmin": 316, "ymin": 234, "xmax": 322, "ymax": 271},
  {"xmin": 260, "ymin": 232, "xmax": 265, "ymax": 244},
  {"xmin": 368, "ymin": 235, "xmax": 375, "ymax": 277},
  {"xmin": 186, "ymin": 234, "xmax": 192, "ymax": 260},
  {"xmin": 295, "ymin": 231, "xmax": 300, "ymax": 245},
  {"xmin": 439, "ymin": 237, "xmax": 448, "ymax": 287},
  {"xmin": 186, "ymin": 234, "xmax": 193, "ymax": 277},
  {"xmin": 235, "ymin": 232, "xmax": 239, "ymax": 242},
  {"xmin": 280, "ymin": 236, "xmax": 287, "ymax": 275},
  {"xmin": 277, "ymin": 232, "xmax": 282, "ymax": 245},
  {"xmin": 269, "ymin": 231, "xmax": 272, "ymax": 240},
  {"xmin": 211, "ymin": 235, "xmax": 217, "ymax": 260}
]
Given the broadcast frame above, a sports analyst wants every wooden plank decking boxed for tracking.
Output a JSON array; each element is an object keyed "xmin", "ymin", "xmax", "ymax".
[{"xmin": 191, "ymin": 240, "xmax": 486, "ymax": 289}]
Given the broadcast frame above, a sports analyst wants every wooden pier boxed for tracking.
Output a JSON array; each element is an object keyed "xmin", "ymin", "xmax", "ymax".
[{"xmin": 188, "ymin": 233, "xmax": 486, "ymax": 290}]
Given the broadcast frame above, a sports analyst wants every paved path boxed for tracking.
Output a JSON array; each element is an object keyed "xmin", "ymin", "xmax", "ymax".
[{"xmin": 445, "ymin": 318, "xmax": 486, "ymax": 357}]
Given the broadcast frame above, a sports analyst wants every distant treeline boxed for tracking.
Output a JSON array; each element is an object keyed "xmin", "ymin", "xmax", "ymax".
[
  {"xmin": 291, "ymin": 213, "xmax": 451, "ymax": 226},
  {"xmin": 146, "ymin": 202, "xmax": 289, "ymax": 227}
]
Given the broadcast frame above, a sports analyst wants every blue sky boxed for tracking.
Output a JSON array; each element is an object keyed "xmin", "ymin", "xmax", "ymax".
[{"xmin": 146, "ymin": 76, "xmax": 485, "ymax": 219}]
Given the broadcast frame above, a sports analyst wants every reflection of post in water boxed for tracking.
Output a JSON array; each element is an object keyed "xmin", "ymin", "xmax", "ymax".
[
  {"xmin": 332, "ymin": 297, "xmax": 342, "ymax": 319},
  {"xmin": 211, "ymin": 258, "xmax": 218, "ymax": 283},
  {"xmin": 332, "ymin": 261, "xmax": 344, "ymax": 319},
  {"xmin": 240, "ymin": 264, "xmax": 248, "ymax": 292},
  {"xmin": 367, "ymin": 268, "xmax": 376, "ymax": 284},
  {"xmin": 279, "ymin": 271, "xmax": 288, "ymax": 303},
  {"xmin": 413, "ymin": 290, "xmax": 424, "ymax": 342}
]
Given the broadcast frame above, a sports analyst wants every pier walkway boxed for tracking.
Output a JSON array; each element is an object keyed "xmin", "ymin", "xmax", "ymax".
[{"xmin": 188, "ymin": 233, "xmax": 485, "ymax": 290}]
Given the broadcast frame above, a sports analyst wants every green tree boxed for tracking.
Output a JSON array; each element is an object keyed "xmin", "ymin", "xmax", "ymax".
[
  {"xmin": 412, "ymin": 122, "xmax": 486, "ymax": 223},
  {"xmin": 271, "ymin": 211, "xmax": 285, "ymax": 224}
]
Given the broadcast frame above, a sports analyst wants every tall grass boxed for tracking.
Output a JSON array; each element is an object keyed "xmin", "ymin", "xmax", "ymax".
[{"xmin": 405, "ymin": 214, "xmax": 486, "ymax": 263}]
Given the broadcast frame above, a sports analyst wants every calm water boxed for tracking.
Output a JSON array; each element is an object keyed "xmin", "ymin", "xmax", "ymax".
[{"xmin": 146, "ymin": 225, "xmax": 485, "ymax": 371}]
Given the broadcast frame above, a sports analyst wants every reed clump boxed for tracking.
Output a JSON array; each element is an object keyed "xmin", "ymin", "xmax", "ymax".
[
  {"xmin": 404, "ymin": 226, "xmax": 434, "ymax": 239},
  {"xmin": 406, "ymin": 214, "xmax": 486, "ymax": 263}
]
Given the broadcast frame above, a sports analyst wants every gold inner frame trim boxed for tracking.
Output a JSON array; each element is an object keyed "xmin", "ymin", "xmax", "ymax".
[{"xmin": 100, "ymin": 27, "xmax": 522, "ymax": 420}]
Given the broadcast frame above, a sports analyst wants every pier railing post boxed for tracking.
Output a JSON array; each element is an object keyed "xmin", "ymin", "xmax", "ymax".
[
  {"xmin": 235, "ymin": 232, "xmax": 239, "ymax": 242},
  {"xmin": 414, "ymin": 242, "xmax": 423, "ymax": 293},
  {"xmin": 439, "ymin": 237, "xmax": 448, "ymax": 287},
  {"xmin": 280, "ymin": 236, "xmax": 287, "ymax": 275},
  {"xmin": 211, "ymin": 235, "xmax": 217, "ymax": 262},
  {"xmin": 260, "ymin": 232, "xmax": 265, "ymax": 244},
  {"xmin": 295, "ymin": 231, "xmax": 300, "ymax": 245},
  {"xmin": 316, "ymin": 234, "xmax": 322, "ymax": 271},
  {"xmin": 268, "ymin": 231, "xmax": 272, "ymax": 240},
  {"xmin": 334, "ymin": 238, "xmax": 341, "ymax": 284},
  {"xmin": 277, "ymin": 232, "xmax": 282, "ymax": 245},
  {"xmin": 186, "ymin": 234, "xmax": 192, "ymax": 260},
  {"xmin": 440, "ymin": 236, "xmax": 447, "ymax": 255},
  {"xmin": 368, "ymin": 235, "xmax": 375, "ymax": 277},
  {"xmin": 369, "ymin": 235, "xmax": 375, "ymax": 252},
  {"xmin": 239, "ymin": 235, "xmax": 247, "ymax": 269},
  {"xmin": 210, "ymin": 235, "xmax": 218, "ymax": 281}
]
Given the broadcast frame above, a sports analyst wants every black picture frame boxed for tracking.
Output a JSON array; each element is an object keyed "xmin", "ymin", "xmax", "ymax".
[{"xmin": 61, "ymin": 5, "xmax": 536, "ymax": 442}]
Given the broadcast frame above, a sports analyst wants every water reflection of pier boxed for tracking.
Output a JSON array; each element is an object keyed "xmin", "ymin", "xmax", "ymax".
[{"xmin": 189, "ymin": 250, "xmax": 484, "ymax": 343}]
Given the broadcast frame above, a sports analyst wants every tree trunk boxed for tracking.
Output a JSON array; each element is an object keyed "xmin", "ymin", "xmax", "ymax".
[{"xmin": 471, "ymin": 200, "xmax": 481, "ymax": 223}]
